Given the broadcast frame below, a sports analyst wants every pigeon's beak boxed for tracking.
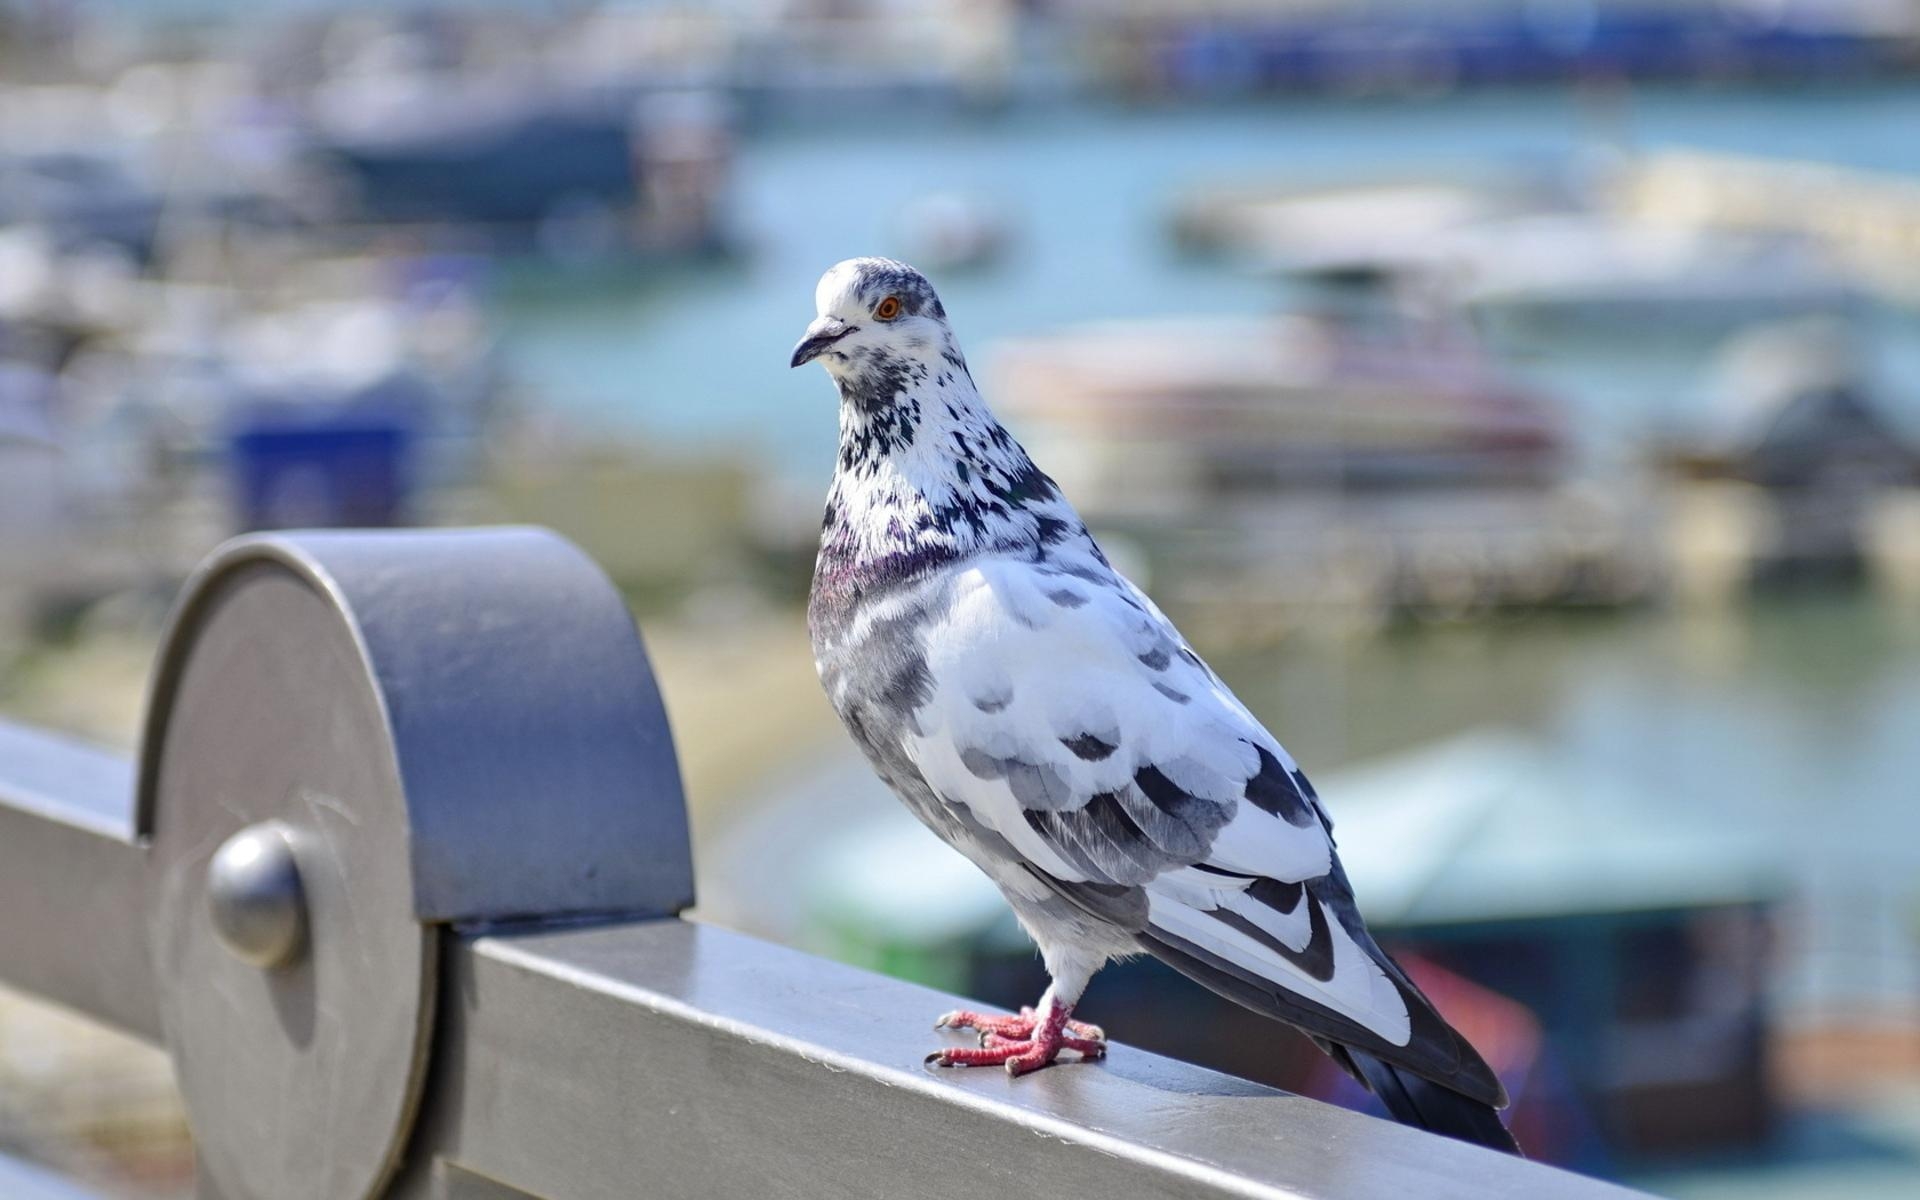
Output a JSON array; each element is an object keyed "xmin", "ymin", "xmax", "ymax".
[{"xmin": 790, "ymin": 317, "xmax": 852, "ymax": 368}]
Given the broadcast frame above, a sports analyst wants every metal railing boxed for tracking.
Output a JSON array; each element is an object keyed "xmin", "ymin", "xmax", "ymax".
[{"xmin": 0, "ymin": 527, "xmax": 1644, "ymax": 1200}]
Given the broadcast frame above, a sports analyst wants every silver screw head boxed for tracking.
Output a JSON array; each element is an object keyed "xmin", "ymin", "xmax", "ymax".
[{"xmin": 207, "ymin": 822, "xmax": 306, "ymax": 968}]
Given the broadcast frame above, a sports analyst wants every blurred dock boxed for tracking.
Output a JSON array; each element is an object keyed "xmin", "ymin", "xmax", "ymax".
[{"xmin": 1077, "ymin": 1, "xmax": 1920, "ymax": 99}]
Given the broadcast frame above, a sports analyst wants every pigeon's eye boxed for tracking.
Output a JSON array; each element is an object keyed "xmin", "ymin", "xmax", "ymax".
[{"xmin": 873, "ymin": 296, "xmax": 903, "ymax": 322}]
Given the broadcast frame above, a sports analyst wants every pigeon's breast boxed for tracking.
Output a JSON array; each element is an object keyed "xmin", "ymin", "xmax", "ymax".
[
  {"xmin": 811, "ymin": 568, "xmax": 954, "ymax": 771},
  {"xmin": 813, "ymin": 568, "xmax": 1001, "ymax": 873}
]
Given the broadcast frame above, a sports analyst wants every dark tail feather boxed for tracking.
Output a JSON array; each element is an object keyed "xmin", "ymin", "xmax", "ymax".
[{"xmin": 1346, "ymin": 1048, "xmax": 1522, "ymax": 1156}]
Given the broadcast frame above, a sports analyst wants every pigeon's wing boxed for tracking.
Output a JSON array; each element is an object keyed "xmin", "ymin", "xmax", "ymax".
[{"xmin": 905, "ymin": 556, "xmax": 1503, "ymax": 1105}]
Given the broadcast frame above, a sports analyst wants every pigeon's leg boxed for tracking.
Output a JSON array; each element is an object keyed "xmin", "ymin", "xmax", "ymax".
[{"xmin": 928, "ymin": 956, "xmax": 1105, "ymax": 1076}]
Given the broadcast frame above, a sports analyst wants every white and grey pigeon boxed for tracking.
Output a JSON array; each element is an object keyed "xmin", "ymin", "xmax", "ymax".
[{"xmin": 793, "ymin": 258, "xmax": 1519, "ymax": 1155}]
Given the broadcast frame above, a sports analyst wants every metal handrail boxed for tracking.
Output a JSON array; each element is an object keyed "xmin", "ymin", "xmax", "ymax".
[{"xmin": 0, "ymin": 528, "xmax": 1644, "ymax": 1200}]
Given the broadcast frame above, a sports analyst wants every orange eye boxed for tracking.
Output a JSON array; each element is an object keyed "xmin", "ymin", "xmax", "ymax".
[{"xmin": 873, "ymin": 296, "xmax": 902, "ymax": 321}]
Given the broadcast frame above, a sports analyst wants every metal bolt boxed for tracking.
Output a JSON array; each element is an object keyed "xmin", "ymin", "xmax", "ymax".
[{"xmin": 207, "ymin": 822, "xmax": 306, "ymax": 968}]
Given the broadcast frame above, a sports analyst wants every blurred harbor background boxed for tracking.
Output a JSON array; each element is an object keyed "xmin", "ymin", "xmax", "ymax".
[{"xmin": 6, "ymin": 1, "xmax": 1920, "ymax": 1196}]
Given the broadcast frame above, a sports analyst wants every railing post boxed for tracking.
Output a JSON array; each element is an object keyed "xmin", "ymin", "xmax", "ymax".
[{"xmin": 4, "ymin": 527, "xmax": 692, "ymax": 1200}]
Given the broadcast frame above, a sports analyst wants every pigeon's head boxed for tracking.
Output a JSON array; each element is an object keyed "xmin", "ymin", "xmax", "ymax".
[{"xmin": 789, "ymin": 257, "xmax": 953, "ymax": 380}]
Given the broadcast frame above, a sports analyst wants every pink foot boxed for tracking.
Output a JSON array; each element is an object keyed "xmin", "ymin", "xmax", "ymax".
[
  {"xmin": 928, "ymin": 1004, "xmax": 1106, "ymax": 1076},
  {"xmin": 935, "ymin": 1005, "xmax": 1105, "ymax": 1042}
]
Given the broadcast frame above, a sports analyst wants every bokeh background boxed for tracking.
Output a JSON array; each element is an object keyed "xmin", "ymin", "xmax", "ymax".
[{"xmin": 4, "ymin": 1, "xmax": 1920, "ymax": 1195}]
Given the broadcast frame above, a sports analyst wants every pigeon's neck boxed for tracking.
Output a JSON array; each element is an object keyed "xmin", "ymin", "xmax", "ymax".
[{"xmin": 813, "ymin": 346, "xmax": 1094, "ymax": 614}]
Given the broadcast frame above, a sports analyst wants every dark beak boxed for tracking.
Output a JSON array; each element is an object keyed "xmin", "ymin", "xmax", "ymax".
[{"xmin": 790, "ymin": 317, "xmax": 852, "ymax": 368}]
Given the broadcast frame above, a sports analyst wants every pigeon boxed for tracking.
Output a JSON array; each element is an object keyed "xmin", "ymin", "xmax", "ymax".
[{"xmin": 793, "ymin": 257, "xmax": 1519, "ymax": 1155}]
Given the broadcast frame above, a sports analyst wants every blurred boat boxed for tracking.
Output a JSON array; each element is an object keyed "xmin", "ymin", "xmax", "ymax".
[
  {"xmin": 0, "ymin": 149, "xmax": 162, "ymax": 263},
  {"xmin": 304, "ymin": 78, "xmax": 733, "ymax": 260},
  {"xmin": 1616, "ymin": 150, "xmax": 1920, "ymax": 309},
  {"xmin": 1682, "ymin": 319, "xmax": 1918, "ymax": 487},
  {"xmin": 1172, "ymin": 153, "xmax": 1903, "ymax": 325},
  {"xmin": 989, "ymin": 306, "xmax": 1661, "ymax": 623},
  {"xmin": 994, "ymin": 308, "xmax": 1565, "ymax": 497},
  {"xmin": 1320, "ymin": 731, "xmax": 1780, "ymax": 1163},
  {"xmin": 0, "ymin": 76, "xmax": 328, "ymax": 261},
  {"xmin": 1657, "ymin": 318, "xmax": 1920, "ymax": 594},
  {"xmin": 1459, "ymin": 217, "xmax": 1862, "ymax": 339},
  {"xmin": 1168, "ymin": 166, "xmax": 1584, "ymax": 271}
]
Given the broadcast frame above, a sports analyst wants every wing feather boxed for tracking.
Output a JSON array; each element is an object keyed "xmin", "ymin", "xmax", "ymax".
[{"xmin": 906, "ymin": 557, "xmax": 1413, "ymax": 1047}]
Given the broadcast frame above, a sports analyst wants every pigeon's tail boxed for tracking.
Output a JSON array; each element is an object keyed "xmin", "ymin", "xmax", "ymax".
[{"xmin": 1345, "ymin": 1047, "xmax": 1522, "ymax": 1156}]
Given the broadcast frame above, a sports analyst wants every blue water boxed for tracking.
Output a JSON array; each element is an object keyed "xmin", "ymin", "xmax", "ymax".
[{"xmin": 492, "ymin": 84, "xmax": 1920, "ymax": 481}]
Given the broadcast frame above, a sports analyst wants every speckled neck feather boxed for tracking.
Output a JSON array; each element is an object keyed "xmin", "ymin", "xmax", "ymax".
[{"xmin": 811, "ymin": 333, "xmax": 1093, "ymax": 624}]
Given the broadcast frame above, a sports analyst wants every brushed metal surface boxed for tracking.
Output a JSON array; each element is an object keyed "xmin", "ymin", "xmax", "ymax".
[{"xmin": 0, "ymin": 720, "xmax": 154, "ymax": 1040}]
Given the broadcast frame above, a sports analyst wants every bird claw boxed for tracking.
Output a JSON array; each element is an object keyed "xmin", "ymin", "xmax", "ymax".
[
  {"xmin": 935, "ymin": 1006, "xmax": 1105, "ymax": 1042},
  {"xmin": 927, "ymin": 1003, "xmax": 1106, "ymax": 1075},
  {"xmin": 926, "ymin": 1037, "xmax": 1105, "ymax": 1074}
]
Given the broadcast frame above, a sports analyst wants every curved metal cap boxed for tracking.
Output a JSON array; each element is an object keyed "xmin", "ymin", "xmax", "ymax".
[{"xmin": 140, "ymin": 526, "xmax": 694, "ymax": 924}]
